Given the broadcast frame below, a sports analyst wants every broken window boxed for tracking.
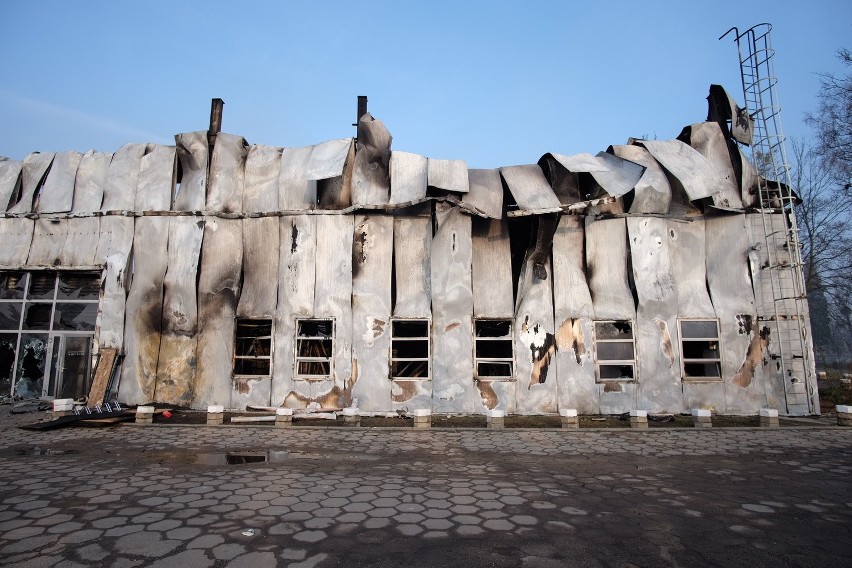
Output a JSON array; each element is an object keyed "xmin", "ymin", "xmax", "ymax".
[
  {"xmin": 390, "ymin": 319, "xmax": 430, "ymax": 379},
  {"xmin": 475, "ymin": 319, "xmax": 514, "ymax": 379},
  {"xmin": 679, "ymin": 319, "xmax": 722, "ymax": 380},
  {"xmin": 594, "ymin": 321, "xmax": 635, "ymax": 381},
  {"xmin": 233, "ymin": 319, "xmax": 273, "ymax": 377},
  {"xmin": 296, "ymin": 319, "xmax": 333, "ymax": 379},
  {"xmin": 0, "ymin": 270, "xmax": 100, "ymax": 397}
]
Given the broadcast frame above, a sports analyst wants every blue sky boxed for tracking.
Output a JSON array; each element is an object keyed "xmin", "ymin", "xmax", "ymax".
[{"xmin": 0, "ymin": 1, "xmax": 849, "ymax": 168}]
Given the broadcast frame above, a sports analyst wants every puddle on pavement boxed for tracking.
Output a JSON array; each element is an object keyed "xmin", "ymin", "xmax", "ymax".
[
  {"xmin": 15, "ymin": 446, "xmax": 75, "ymax": 456},
  {"xmin": 193, "ymin": 450, "xmax": 291, "ymax": 465}
]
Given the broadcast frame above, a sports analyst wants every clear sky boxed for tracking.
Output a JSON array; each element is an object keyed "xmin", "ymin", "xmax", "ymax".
[{"xmin": 1, "ymin": 1, "xmax": 849, "ymax": 169}]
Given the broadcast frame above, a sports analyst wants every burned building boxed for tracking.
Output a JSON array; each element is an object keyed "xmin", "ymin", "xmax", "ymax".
[{"xmin": 0, "ymin": 90, "xmax": 818, "ymax": 416}]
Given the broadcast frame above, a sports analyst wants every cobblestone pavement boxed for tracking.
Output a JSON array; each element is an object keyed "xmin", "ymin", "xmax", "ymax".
[{"xmin": 0, "ymin": 409, "xmax": 850, "ymax": 567}]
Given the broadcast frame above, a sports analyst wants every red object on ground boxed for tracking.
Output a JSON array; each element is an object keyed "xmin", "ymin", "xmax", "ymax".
[{"xmin": 161, "ymin": 410, "xmax": 173, "ymax": 419}]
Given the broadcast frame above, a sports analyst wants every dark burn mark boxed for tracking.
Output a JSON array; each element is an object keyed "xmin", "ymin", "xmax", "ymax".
[
  {"xmin": 603, "ymin": 381, "xmax": 622, "ymax": 393},
  {"xmin": 445, "ymin": 322, "xmax": 460, "ymax": 332},
  {"xmin": 352, "ymin": 227, "xmax": 368, "ymax": 278},
  {"xmin": 290, "ymin": 225, "xmax": 299, "ymax": 254},
  {"xmin": 737, "ymin": 314, "xmax": 753, "ymax": 335},
  {"xmin": 527, "ymin": 323, "xmax": 556, "ymax": 388}
]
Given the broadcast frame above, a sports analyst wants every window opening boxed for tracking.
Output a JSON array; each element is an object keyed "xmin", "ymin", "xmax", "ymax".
[
  {"xmin": 234, "ymin": 319, "xmax": 273, "ymax": 377},
  {"xmin": 474, "ymin": 319, "xmax": 514, "ymax": 380},
  {"xmin": 679, "ymin": 319, "xmax": 722, "ymax": 380},
  {"xmin": 594, "ymin": 321, "xmax": 636, "ymax": 381},
  {"xmin": 390, "ymin": 319, "xmax": 430, "ymax": 379},
  {"xmin": 296, "ymin": 319, "xmax": 334, "ymax": 379}
]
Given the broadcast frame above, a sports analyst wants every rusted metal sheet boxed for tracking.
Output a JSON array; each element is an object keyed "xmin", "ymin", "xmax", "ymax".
[
  {"xmin": 118, "ymin": 217, "xmax": 170, "ymax": 405},
  {"xmin": 27, "ymin": 218, "xmax": 68, "ymax": 266},
  {"xmin": 393, "ymin": 216, "xmax": 431, "ymax": 318},
  {"xmin": 206, "ymin": 133, "xmax": 246, "ymax": 214},
  {"xmin": 627, "ymin": 217, "xmax": 682, "ymax": 413},
  {"xmin": 352, "ymin": 214, "xmax": 393, "ymax": 411},
  {"xmin": 552, "ymin": 215, "xmax": 597, "ymax": 413},
  {"xmin": 72, "ymin": 151, "xmax": 111, "ymax": 213},
  {"xmin": 193, "ymin": 218, "xmax": 243, "ymax": 409},
  {"xmin": 102, "ymin": 144, "xmax": 147, "ymax": 211},
  {"xmin": 313, "ymin": 215, "xmax": 354, "ymax": 405},
  {"xmin": 637, "ymin": 139, "xmax": 727, "ymax": 204},
  {"xmin": 243, "ymin": 144, "xmax": 282, "ymax": 213},
  {"xmin": 471, "ymin": 217, "xmax": 513, "ymax": 318},
  {"xmin": 237, "ymin": 217, "xmax": 279, "ymax": 317},
  {"xmin": 0, "ymin": 217, "xmax": 34, "ymax": 266},
  {"xmin": 514, "ymin": 250, "xmax": 557, "ymax": 413},
  {"xmin": 389, "ymin": 151, "xmax": 428, "ymax": 206},
  {"xmin": 36, "ymin": 151, "xmax": 82, "ymax": 213},
  {"xmin": 609, "ymin": 145, "xmax": 671, "ymax": 214},
  {"xmin": 8, "ymin": 152, "xmax": 55, "ymax": 214},
  {"xmin": 464, "ymin": 169, "xmax": 504, "ymax": 219},
  {"xmin": 352, "ymin": 114, "xmax": 391, "ymax": 206},
  {"xmin": 585, "ymin": 217, "xmax": 635, "ymax": 319},
  {"xmin": 273, "ymin": 215, "xmax": 316, "ymax": 407},
  {"xmin": 174, "ymin": 132, "xmax": 208, "ymax": 211},
  {"xmin": 135, "ymin": 145, "xmax": 176, "ymax": 211},
  {"xmin": 96, "ymin": 253, "xmax": 129, "ymax": 350},
  {"xmin": 500, "ymin": 165, "xmax": 561, "ymax": 214},
  {"xmin": 680, "ymin": 122, "xmax": 743, "ymax": 209},
  {"xmin": 0, "ymin": 158, "xmax": 22, "ymax": 212},
  {"xmin": 427, "ymin": 159, "xmax": 469, "ymax": 193},
  {"xmin": 155, "ymin": 217, "xmax": 204, "ymax": 406},
  {"xmin": 706, "ymin": 213, "xmax": 767, "ymax": 414},
  {"xmin": 430, "ymin": 202, "xmax": 478, "ymax": 412},
  {"xmin": 60, "ymin": 218, "xmax": 100, "ymax": 266},
  {"xmin": 671, "ymin": 220, "xmax": 715, "ymax": 317},
  {"xmin": 707, "ymin": 84, "xmax": 753, "ymax": 145}
]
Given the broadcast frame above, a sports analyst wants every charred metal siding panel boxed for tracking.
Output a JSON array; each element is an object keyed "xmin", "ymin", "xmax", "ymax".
[
  {"xmin": 154, "ymin": 218, "xmax": 204, "ymax": 406},
  {"xmin": 552, "ymin": 215, "xmax": 597, "ymax": 413},
  {"xmin": 118, "ymin": 217, "xmax": 170, "ymax": 405},
  {"xmin": 0, "ymin": 158, "xmax": 22, "ymax": 212},
  {"xmin": 393, "ymin": 216, "xmax": 431, "ymax": 319},
  {"xmin": 514, "ymin": 254, "xmax": 557, "ymax": 413},
  {"xmin": 8, "ymin": 152, "xmax": 54, "ymax": 214},
  {"xmin": 352, "ymin": 115, "xmax": 391, "ymax": 207},
  {"xmin": 706, "ymin": 214, "xmax": 767, "ymax": 414},
  {"xmin": 431, "ymin": 202, "xmax": 478, "ymax": 412},
  {"xmin": 671, "ymin": 220, "xmax": 716, "ymax": 318},
  {"xmin": 0, "ymin": 218, "xmax": 34, "ymax": 267},
  {"xmin": 274, "ymin": 215, "xmax": 316, "ymax": 407},
  {"xmin": 206, "ymin": 133, "xmax": 246, "ymax": 214},
  {"xmin": 72, "ymin": 151, "xmax": 110, "ymax": 213},
  {"xmin": 638, "ymin": 140, "xmax": 722, "ymax": 202},
  {"xmin": 243, "ymin": 144, "xmax": 282, "ymax": 213},
  {"xmin": 237, "ymin": 217, "xmax": 279, "ymax": 318},
  {"xmin": 609, "ymin": 145, "xmax": 671, "ymax": 214},
  {"xmin": 682, "ymin": 122, "xmax": 743, "ymax": 209},
  {"xmin": 500, "ymin": 165, "xmax": 562, "ymax": 213},
  {"xmin": 174, "ymin": 132, "xmax": 208, "ymax": 211},
  {"xmin": 192, "ymin": 218, "xmax": 242, "ymax": 409},
  {"xmin": 27, "ymin": 218, "xmax": 68, "ymax": 267},
  {"xmin": 136, "ymin": 145, "xmax": 175, "ymax": 211},
  {"xmin": 628, "ymin": 217, "xmax": 682, "ymax": 413},
  {"xmin": 36, "ymin": 151, "xmax": 82, "ymax": 214},
  {"xmin": 428, "ymin": 159, "xmax": 469, "ymax": 193},
  {"xmin": 60, "ymin": 218, "xmax": 99, "ymax": 267},
  {"xmin": 97, "ymin": 253, "xmax": 129, "ymax": 351},
  {"xmin": 464, "ymin": 169, "xmax": 504, "ymax": 219},
  {"xmin": 95, "ymin": 217, "xmax": 134, "ymax": 263},
  {"xmin": 471, "ymin": 217, "xmax": 513, "ymax": 319},
  {"xmin": 352, "ymin": 215, "xmax": 393, "ymax": 411},
  {"xmin": 102, "ymin": 144, "xmax": 146, "ymax": 211},
  {"xmin": 279, "ymin": 145, "xmax": 317, "ymax": 211},
  {"xmin": 389, "ymin": 151, "xmax": 428, "ymax": 206}
]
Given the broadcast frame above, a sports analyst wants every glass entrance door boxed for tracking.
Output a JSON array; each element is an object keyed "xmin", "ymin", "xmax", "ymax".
[{"xmin": 45, "ymin": 334, "xmax": 94, "ymax": 399}]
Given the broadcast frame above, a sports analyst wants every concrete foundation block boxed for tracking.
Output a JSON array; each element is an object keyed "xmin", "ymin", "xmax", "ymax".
[
  {"xmin": 275, "ymin": 407, "xmax": 293, "ymax": 428},
  {"xmin": 840, "ymin": 378, "xmax": 852, "ymax": 391},
  {"xmin": 53, "ymin": 398, "xmax": 75, "ymax": 419},
  {"xmin": 207, "ymin": 405, "xmax": 225, "ymax": 426},
  {"xmin": 837, "ymin": 405, "xmax": 852, "ymax": 427},
  {"xmin": 759, "ymin": 408, "xmax": 780, "ymax": 427},
  {"xmin": 413, "ymin": 409, "xmax": 431, "ymax": 428},
  {"xmin": 487, "ymin": 410, "xmax": 505, "ymax": 429},
  {"xmin": 560, "ymin": 408, "xmax": 579, "ymax": 429},
  {"xmin": 691, "ymin": 408, "xmax": 712, "ymax": 428},
  {"xmin": 136, "ymin": 405, "xmax": 155, "ymax": 425},
  {"xmin": 342, "ymin": 407, "xmax": 361, "ymax": 426},
  {"xmin": 629, "ymin": 410, "xmax": 648, "ymax": 429}
]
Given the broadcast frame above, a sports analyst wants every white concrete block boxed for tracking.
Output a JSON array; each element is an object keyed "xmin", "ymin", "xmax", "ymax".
[
  {"xmin": 53, "ymin": 399, "xmax": 75, "ymax": 411},
  {"xmin": 342, "ymin": 407, "xmax": 359, "ymax": 416},
  {"xmin": 276, "ymin": 408, "xmax": 294, "ymax": 416},
  {"xmin": 836, "ymin": 405, "xmax": 852, "ymax": 414},
  {"xmin": 629, "ymin": 410, "xmax": 647, "ymax": 418},
  {"xmin": 759, "ymin": 408, "xmax": 779, "ymax": 418},
  {"xmin": 559, "ymin": 409, "xmax": 578, "ymax": 417},
  {"xmin": 136, "ymin": 406, "xmax": 155, "ymax": 414},
  {"xmin": 207, "ymin": 405, "xmax": 225, "ymax": 414},
  {"xmin": 413, "ymin": 409, "xmax": 431, "ymax": 417},
  {"xmin": 691, "ymin": 408, "xmax": 712, "ymax": 417},
  {"xmin": 488, "ymin": 410, "xmax": 505, "ymax": 418}
]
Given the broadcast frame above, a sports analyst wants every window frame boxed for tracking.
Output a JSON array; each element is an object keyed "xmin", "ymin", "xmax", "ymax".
[
  {"xmin": 233, "ymin": 318, "xmax": 274, "ymax": 378},
  {"xmin": 389, "ymin": 318, "xmax": 431, "ymax": 381},
  {"xmin": 678, "ymin": 318, "xmax": 723, "ymax": 382},
  {"xmin": 593, "ymin": 320, "xmax": 636, "ymax": 383},
  {"xmin": 473, "ymin": 318, "xmax": 515, "ymax": 381},
  {"xmin": 294, "ymin": 318, "xmax": 335, "ymax": 380}
]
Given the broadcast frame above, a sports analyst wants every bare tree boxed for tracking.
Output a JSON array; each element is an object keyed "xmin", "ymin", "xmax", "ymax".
[{"xmin": 805, "ymin": 48, "xmax": 852, "ymax": 190}]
